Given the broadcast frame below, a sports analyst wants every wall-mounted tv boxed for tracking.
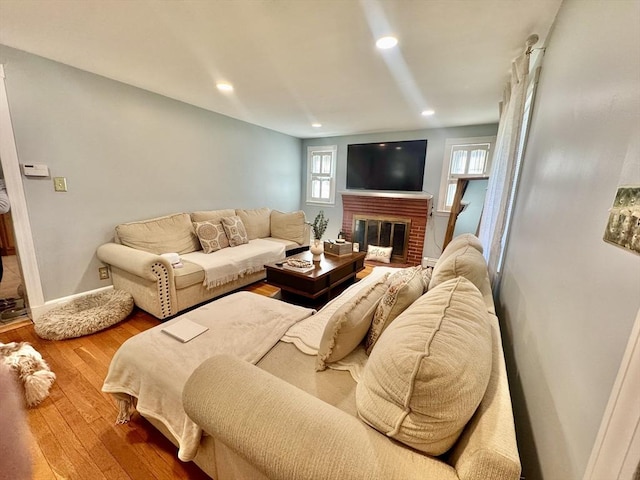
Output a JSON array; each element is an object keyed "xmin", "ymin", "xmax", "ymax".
[{"xmin": 346, "ymin": 139, "xmax": 427, "ymax": 192}]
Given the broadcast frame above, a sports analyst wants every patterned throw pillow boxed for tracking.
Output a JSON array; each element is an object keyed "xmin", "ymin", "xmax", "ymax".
[
  {"xmin": 221, "ymin": 216, "xmax": 249, "ymax": 247},
  {"xmin": 364, "ymin": 245, "xmax": 393, "ymax": 263},
  {"xmin": 365, "ymin": 266, "xmax": 424, "ymax": 354},
  {"xmin": 193, "ymin": 221, "xmax": 230, "ymax": 253}
]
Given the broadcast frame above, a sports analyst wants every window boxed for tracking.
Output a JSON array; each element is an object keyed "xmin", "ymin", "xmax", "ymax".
[
  {"xmin": 306, "ymin": 145, "xmax": 337, "ymax": 205},
  {"xmin": 438, "ymin": 137, "xmax": 495, "ymax": 212}
]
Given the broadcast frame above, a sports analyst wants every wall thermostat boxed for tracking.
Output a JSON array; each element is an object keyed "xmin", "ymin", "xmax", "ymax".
[{"xmin": 22, "ymin": 164, "xmax": 50, "ymax": 177}]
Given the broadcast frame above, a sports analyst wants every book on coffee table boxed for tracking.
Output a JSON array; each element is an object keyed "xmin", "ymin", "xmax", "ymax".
[{"xmin": 161, "ymin": 318, "xmax": 209, "ymax": 343}]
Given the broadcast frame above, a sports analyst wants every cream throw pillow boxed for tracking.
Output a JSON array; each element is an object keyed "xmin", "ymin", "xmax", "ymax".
[
  {"xmin": 365, "ymin": 245, "xmax": 392, "ymax": 263},
  {"xmin": 193, "ymin": 221, "xmax": 230, "ymax": 253},
  {"xmin": 316, "ymin": 274, "xmax": 390, "ymax": 371},
  {"xmin": 236, "ymin": 208, "xmax": 271, "ymax": 240},
  {"xmin": 270, "ymin": 210, "xmax": 307, "ymax": 245},
  {"xmin": 356, "ymin": 277, "xmax": 492, "ymax": 456},
  {"xmin": 221, "ymin": 216, "xmax": 249, "ymax": 246},
  {"xmin": 438, "ymin": 233, "xmax": 483, "ymax": 264},
  {"xmin": 116, "ymin": 213, "xmax": 200, "ymax": 255},
  {"xmin": 429, "ymin": 244, "xmax": 489, "ymax": 293},
  {"xmin": 365, "ymin": 266, "xmax": 424, "ymax": 354}
]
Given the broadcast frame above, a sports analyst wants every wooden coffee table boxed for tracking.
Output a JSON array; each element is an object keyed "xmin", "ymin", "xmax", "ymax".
[{"xmin": 265, "ymin": 250, "xmax": 366, "ymax": 306}]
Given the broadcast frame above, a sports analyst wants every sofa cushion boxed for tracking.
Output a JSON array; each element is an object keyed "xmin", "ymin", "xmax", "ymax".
[
  {"xmin": 356, "ymin": 277, "xmax": 492, "ymax": 456},
  {"xmin": 439, "ymin": 233, "xmax": 483, "ymax": 264},
  {"xmin": 429, "ymin": 245, "xmax": 489, "ymax": 294},
  {"xmin": 236, "ymin": 208, "xmax": 271, "ymax": 240},
  {"xmin": 365, "ymin": 245, "xmax": 393, "ymax": 264},
  {"xmin": 221, "ymin": 216, "xmax": 249, "ymax": 247},
  {"xmin": 270, "ymin": 210, "xmax": 307, "ymax": 245},
  {"xmin": 190, "ymin": 209, "xmax": 237, "ymax": 224},
  {"xmin": 364, "ymin": 266, "xmax": 424, "ymax": 355},
  {"xmin": 316, "ymin": 274, "xmax": 390, "ymax": 371},
  {"xmin": 193, "ymin": 221, "xmax": 230, "ymax": 253},
  {"xmin": 115, "ymin": 213, "xmax": 200, "ymax": 255}
]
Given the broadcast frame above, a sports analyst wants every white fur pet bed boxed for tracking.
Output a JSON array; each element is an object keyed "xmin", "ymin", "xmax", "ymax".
[
  {"xmin": 35, "ymin": 290, "xmax": 134, "ymax": 340},
  {"xmin": 0, "ymin": 342, "xmax": 56, "ymax": 407}
]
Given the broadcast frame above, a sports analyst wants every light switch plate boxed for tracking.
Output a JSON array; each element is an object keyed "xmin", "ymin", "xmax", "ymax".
[{"xmin": 53, "ymin": 177, "xmax": 67, "ymax": 192}]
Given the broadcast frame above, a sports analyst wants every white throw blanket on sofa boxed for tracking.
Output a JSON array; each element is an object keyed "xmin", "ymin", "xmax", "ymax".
[
  {"xmin": 181, "ymin": 238, "xmax": 285, "ymax": 289},
  {"xmin": 102, "ymin": 292, "xmax": 314, "ymax": 462}
]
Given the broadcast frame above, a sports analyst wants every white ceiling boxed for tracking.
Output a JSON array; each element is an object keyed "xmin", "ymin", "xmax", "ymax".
[{"xmin": 0, "ymin": 0, "xmax": 562, "ymax": 138}]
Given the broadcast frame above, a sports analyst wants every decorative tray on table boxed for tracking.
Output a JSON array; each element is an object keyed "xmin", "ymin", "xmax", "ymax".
[{"xmin": 281, "ymin": 258, "xmax": 315, "ymax": 273}]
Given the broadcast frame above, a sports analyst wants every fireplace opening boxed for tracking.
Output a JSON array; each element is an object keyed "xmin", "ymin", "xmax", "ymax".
[{"xmin": 352, "ymin": 215, "xmax": 411, "ymax": 264}]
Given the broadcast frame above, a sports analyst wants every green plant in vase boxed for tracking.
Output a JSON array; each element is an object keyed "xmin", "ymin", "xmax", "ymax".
[
  {"xmin": 310, "ymin": 210, "xmax": 328, "ymax": 240},
  {"xmin": 309, "ymin": 210, "xmax": 328, "ymax": 261}
]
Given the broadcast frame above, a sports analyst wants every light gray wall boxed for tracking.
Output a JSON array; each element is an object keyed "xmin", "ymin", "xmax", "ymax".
[
  {"xmin": 301, "ymin": 124, "xmax": 498, "ymax": 259},
  {"xmin": 0, "ymin": 45, "xmax": 302, "ymax": 302},
  {"xmin": 497, "ymin": 1, "xmax": 640, "ymax": 479}
]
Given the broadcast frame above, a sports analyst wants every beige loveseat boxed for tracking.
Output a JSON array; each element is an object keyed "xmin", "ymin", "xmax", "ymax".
[
  {"xmin": 97, "ymin": 208, "xmax": 309, "ymax": 319},
  {"xmin": 180, "ymin": 234, "xmax": 521, "ymax": 479}
]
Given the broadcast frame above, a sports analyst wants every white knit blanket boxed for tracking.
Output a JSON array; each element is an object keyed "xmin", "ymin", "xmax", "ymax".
[
  {"xmin": 181, "ymin": 238, "xmax": 285, "ymax": 289},
  {"xmin": 282, "ymin": 266, "xmax": 400, "ymax": 381},
  {"xmin": 102, "ymin": 292, "xmax": 314, "ymax": 462}
]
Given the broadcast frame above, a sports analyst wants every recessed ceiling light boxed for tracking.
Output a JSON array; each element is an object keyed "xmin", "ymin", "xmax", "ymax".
[
  {"xmin": 421, "ymin": 109, "xmax": 435, "ymax": 116},
  {"xmin": 376, "ymin": 36, "xmax": 398, "ymax": 49},
  {"xmin": 216, "ymin": 82, "xmax": 234, "ymax": 92},
  {"xmin": 312, "ymin": 123, "xmax": 322, "ymax": 128}
]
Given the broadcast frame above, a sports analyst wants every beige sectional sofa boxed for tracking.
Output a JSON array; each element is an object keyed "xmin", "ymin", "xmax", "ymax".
[
  {"xmin": 97, "ymin": 208, "xmax": 309, "ymax": 319},
  {"xmin": 176, "ymin": 234, "xmax": 521, "ymax": 479}
]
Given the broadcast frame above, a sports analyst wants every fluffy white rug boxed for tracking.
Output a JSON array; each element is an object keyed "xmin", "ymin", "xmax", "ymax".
[{"xmin": 0, "ymin": 342, "xmax": 56, "ymax": 407}]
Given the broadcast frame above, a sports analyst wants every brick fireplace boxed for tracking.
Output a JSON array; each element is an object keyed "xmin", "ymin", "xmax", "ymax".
[{"xmin": 341, "ymin": 192, "xmax": 432, "ymax": 266}]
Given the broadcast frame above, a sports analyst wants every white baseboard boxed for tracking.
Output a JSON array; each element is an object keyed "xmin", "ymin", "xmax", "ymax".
[{"xmin": 29, "ymin": 286, "xmax": 114, "ymax": 323}]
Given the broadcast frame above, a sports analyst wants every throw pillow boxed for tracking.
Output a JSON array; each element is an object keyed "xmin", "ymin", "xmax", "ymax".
[
  {"xmin": 365, "ymin": 266, "xmax": 424, "ymax": 355},
  {"xmin": 236, "ymin": 208, "xmax": 271, "ymax": 240},
  {"xmin": 364, "ymin": 245, "xmax": 393, "ymax": 264},
  {"xmin": 438, "ymin": 233, "xmax": 483, "ymax": 264},
  {"xmin": 193, "ymin": 221, "xmax": 230, "ymax": 253},
  {"xmin": 420, "ymin": 267, "xmax": 432, "ymax": 293},
  {"xmin": 316, "ymin": 274, "xmax": 390, "ymax": 371},
  {"xmin": 356, "ymin": 277, "xmax": 492, "ymax": 456},
  {"xmin": 270, "ymin": 210, "xmax": 307, "ymax": 245},
  {"xmin": 429, "ymin": 245, "xmax": 488, "ymax": 294},
  {"xmin": 221, "ymin": 216, "xmax": 249, "ymax": 247}
]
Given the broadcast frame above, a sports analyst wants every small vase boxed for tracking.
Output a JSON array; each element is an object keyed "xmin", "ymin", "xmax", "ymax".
[{"xmin": 310, "ymin": 239, "xmax": 323, "ymax": 262}]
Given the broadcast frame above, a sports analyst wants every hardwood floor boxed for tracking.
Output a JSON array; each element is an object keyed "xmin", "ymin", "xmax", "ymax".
[
  {"xmin": 1, "ymin": 308, "xmax": 210, "ymax": 480},
  {"xmin": 0, "ymin": 268, "xmax": 374, "ymax": 479}
]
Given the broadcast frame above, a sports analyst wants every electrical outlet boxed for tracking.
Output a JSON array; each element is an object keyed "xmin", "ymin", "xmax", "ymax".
[
  {"xmin": 53, "ymin": 177, "xmax": 67, "ymax": 192},
  {"xmin": 422, "ymin": 257, "xmax": 438, "ymax": 268},
  {"xmin": 98, "ymin": 267, "xmax": 109, "ymax": 280}
]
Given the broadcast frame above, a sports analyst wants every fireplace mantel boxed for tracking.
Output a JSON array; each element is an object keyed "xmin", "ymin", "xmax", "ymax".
[{"xmin": 340, "ymin": 190, "xmax": 433, "ymax": 200}]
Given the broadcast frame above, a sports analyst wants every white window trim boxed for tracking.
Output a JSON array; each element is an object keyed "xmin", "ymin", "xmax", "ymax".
[
  {"xmin": 437, "ymin": 136, "xmax": 496, "ymax": 213},
  {"xmin": 306, "ymin": 145, "xmax": 337, "ymax": 205}
]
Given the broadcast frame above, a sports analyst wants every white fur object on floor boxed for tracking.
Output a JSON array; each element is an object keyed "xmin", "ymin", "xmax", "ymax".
[
  {"xmin": 0, "ymin": 342, "xmax": 56, "ymax": 407},
  {"xmin": 35, "ymin": 290, "xmax": 134, "ymax": 340}
]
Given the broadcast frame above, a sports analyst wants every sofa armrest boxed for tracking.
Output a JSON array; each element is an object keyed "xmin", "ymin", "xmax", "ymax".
[
  {"xmin": 97, "ymin": 243, "xmax": 174, "ymax": 282},
  {"xmin": 183, "ymin": 355, "xmax": 458, "ymax": 480}
]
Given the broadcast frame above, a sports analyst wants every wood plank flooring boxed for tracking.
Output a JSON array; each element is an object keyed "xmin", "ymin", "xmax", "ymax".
[{"xmin": 0, "ymin": 267, "xmax": 374, "ymax": 479}]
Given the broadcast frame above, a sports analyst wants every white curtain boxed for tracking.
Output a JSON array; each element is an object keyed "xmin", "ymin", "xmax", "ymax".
[{"xmin": 478, "ymin": 45, "xmax": 533, "ymax": 285}]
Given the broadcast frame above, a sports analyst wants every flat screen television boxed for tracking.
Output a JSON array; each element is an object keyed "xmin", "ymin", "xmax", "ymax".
[{"xmin": 346, "ymin": 139, "xmax": 427, "ymax": 192}]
